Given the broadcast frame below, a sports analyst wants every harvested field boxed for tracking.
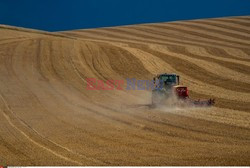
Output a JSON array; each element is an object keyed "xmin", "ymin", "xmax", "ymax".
[{"xmin": 0, "ymin": 16, "xmax": 250, "ymax": 165}]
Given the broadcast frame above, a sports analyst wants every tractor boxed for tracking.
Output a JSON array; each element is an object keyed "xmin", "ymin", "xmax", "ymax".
[{"xmin": 152, "ymin": 73, "xmax": 215, "ymax": 107}]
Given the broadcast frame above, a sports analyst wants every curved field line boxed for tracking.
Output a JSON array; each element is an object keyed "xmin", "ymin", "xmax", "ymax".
[{"xmin": 0, "ymin": 94, "xmax": 82, "ymax": 165}]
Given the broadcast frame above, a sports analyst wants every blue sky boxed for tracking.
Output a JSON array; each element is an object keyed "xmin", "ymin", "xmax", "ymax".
[{"xmin": 0, "ymin": 0, "xmax": 250, "ymax": 31}]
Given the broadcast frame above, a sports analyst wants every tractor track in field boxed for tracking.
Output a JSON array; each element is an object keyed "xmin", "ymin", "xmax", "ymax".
[
  {"xmin": 0, "ymin": 93, "xmax": 107, "ymax": 165},
  {"xmin": 0, "ymin": 16, "xmax": 250, "ymax": 165}
]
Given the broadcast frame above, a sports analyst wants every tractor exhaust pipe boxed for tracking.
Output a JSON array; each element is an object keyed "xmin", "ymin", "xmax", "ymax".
[{"xmin": 177, "ymin": 75, "xmax": 180, "ymax": 85}]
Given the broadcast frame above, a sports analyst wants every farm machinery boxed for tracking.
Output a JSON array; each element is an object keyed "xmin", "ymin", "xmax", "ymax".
[{"xmin": 152, "ymin": 73, "xmax": 215, "ymax": 107}]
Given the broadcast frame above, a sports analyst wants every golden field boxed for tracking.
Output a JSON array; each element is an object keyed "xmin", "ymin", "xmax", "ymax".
[{"xmin": 0, "ymin": 16, "xmax": 250, "ymax": 165}]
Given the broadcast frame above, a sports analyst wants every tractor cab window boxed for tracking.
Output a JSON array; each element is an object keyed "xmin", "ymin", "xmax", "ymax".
[{"xmin": 160, "ymin": 75, "xmax": 177, "ymax": 85}]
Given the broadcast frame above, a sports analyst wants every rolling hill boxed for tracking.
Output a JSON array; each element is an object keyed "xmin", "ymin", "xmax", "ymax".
[{"xmin": 0, "ymin": 16, "xmax": 250, "ymax": 165}]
